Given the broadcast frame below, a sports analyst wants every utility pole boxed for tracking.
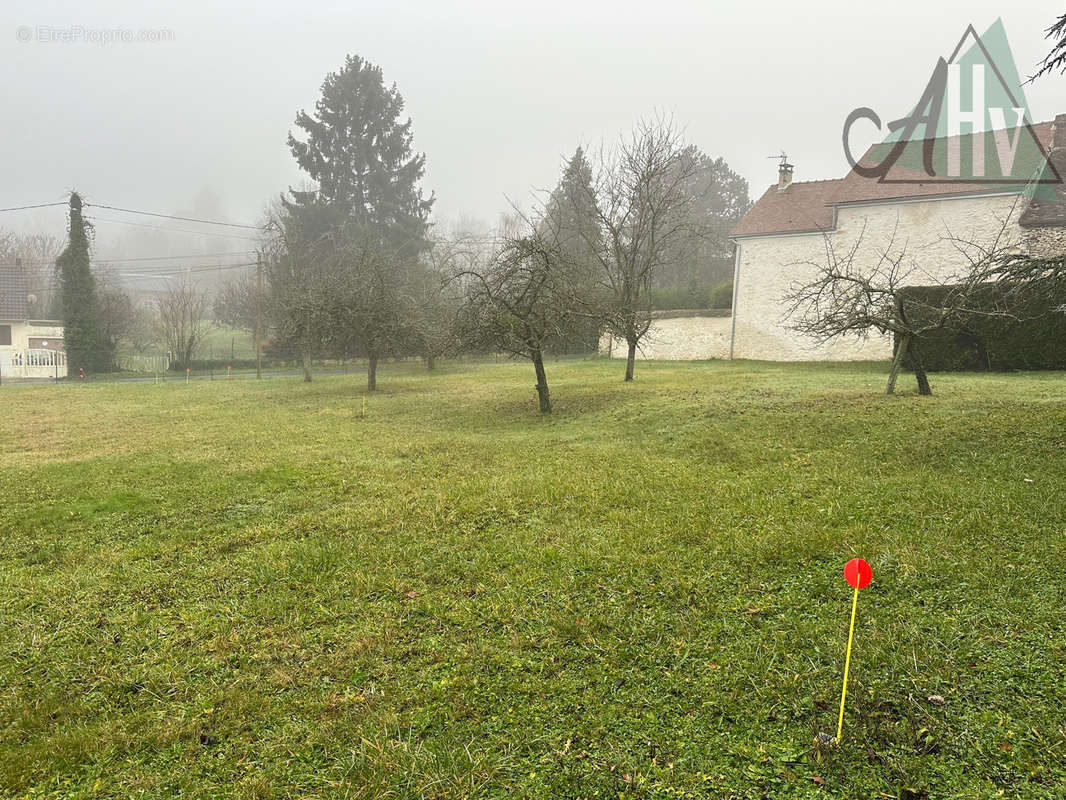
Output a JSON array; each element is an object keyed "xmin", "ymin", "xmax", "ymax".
[{"xmin": 255, "ymin": 251, "xmax": 263, "ymax": 380}]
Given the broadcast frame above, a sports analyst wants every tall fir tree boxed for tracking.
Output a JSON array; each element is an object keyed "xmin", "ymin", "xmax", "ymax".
[
  {"xmin": 285, "ymin": 54, "xmax": 434, "ymax": 248},
  {"xmin": 542, "ymin": 147, "xmax": 601, "ymax": 266},
  {"xmin": 539, "ymin": 147, "xmax": 603, "ymax": 352},
  {"xmin": 55, "ymin": 191, "xmax": 103, "ymax": 373}
]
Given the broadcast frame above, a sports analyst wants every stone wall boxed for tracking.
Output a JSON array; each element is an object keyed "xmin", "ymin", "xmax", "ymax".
[
  {"xmin": 732, "ymin": 194, "xmax": 1029, "ymax": 361},
  {"xmin": 1025, "ymin": 226, "xmax": 1066, "ymax": 259},
  {"xmin": 599, "ymin": 312, "xmax": 732, "ymax": 360}
]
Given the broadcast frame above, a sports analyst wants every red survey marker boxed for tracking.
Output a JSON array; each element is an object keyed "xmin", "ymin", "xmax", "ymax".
[
  {"xmin": 834, "ymin": 557, "xmax": 873, "ymax": 741},
  {"xmin": 844, "ymin": 558, "xmax": 872, "ymax": 589}
]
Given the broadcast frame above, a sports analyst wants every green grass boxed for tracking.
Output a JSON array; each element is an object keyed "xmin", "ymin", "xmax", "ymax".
[
  {"xmin": 1, "ymin": 359, "xmax": 1065, "ymax": 799},
  {"xmin": 199, "ymin": 325, "xmax": 256, "ymax": 361}
]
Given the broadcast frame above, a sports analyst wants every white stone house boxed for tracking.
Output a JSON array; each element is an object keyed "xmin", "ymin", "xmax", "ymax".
[
  {"xmin": 0, "ymin": 266, "xmax": 66, "ymax": 380},
  {"xmin": 727, "ymin": 115, "xmax": 1066, "ymax": 361}
]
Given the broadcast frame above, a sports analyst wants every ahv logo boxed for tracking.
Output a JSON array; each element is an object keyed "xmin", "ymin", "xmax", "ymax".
[{"xmin": 842, "ymin": 20, "xmax": 1061, "ymax": 187}]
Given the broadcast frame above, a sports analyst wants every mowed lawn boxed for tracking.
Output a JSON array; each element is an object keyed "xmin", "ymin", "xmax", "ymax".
[{"xmin": 1, "ymin": 360, "xmax": 1065, "ymax": 799}]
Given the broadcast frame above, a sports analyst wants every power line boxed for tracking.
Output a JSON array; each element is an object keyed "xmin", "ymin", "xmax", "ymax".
[
  {"xmin": 115, "ymin": 260, "xmax": 258, "ymax": 276},
  {"xmin": 91, "ymin": 250, "xmax": 256, "ymax": 264},
  {"xmin": 0, "ymin": 250, "xmax": 256, "ymax": 268},
  {"xmin": 86, "ymin": 215, "xmax": 263, "ymax": 242},
  {"xmin": 118, "ymin": 261, "xmax": 257, "ymax": 280},
  {"xmin": 0, "ymin": 201, "xmax": 69, "ymax": 213},
  {"xmin": 86, "ymin": 203, "xmax": 263, "ymax": 230}
]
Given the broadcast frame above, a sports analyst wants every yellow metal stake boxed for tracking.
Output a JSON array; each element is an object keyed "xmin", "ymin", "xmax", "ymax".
[{"xmin": 836, "ymin": 582, "xmax": 861, "ymax": 740}]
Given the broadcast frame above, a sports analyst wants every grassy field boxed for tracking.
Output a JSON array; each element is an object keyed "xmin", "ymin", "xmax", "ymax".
[{"xmin": 2, "ymin": 359, "xmax": 1065, "ymax": 799}]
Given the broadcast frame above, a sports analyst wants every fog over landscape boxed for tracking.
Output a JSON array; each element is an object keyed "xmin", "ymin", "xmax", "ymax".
[
  {"xmin": 4, "ymin": 2, "xmax": 1066, "ymax": 795},
  {"xmin": 2, "ymin": 0, "xmax": 1060, "ymax": 247}
]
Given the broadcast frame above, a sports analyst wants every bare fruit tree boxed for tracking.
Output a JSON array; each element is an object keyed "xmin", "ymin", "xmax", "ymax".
[
  {"xmin": 156, "ymin": 277, "xmax": 208, "ymax": 370},
  {"xmin": 213, "ymin": 272, "xmax": 259, "ymax": 335},
  {"xmin": 456, "ymin": 225, "xmax": 573, "ymax": 413},
  {"xmin": 412, "ymin": 236, "xmax": 467, "ymax": 370},
  {"xmin": 785, "ymin": 216, "xmax": 1030, "ymax": 396},
  {"xmin": 556, "ymin": 117, "xmax": 710, "ymax": 381}
]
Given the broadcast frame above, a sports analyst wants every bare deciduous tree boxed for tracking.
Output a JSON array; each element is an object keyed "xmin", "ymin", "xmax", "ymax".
[
  {"xmin": 96, "ymin": 271, "xmax": 137, "ymax": 370},
  {"xmin": 557, "ymin": 117, "xmax": 711, "ymax": 381},
  {"xmin": 785, "ymin": 215, "xmax": 1030, "ymax": 396},
  {"xmin": 213, "ymin": 272, "xmax": 259, "ymax": 334},
  {"xmin": 456, "ymin": 224, "xmax": 574, "ymax": 413},
  {"xmin": 265, "ymin": 200, "xmax": 342, "ymax": 382},
  {"xmin": 156, "ymin": 277, "xmax": 208, "ymax": 369},
  {"xmin": 326, "ymin": 223, "xmax": 419, "ymax": 391},
  {"xmin": 412, "ymin": 238, "xmax": 466, "ymax": 370}
]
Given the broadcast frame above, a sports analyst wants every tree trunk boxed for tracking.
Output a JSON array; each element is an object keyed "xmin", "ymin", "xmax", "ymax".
[
  {"xmin": 886, "ymin": 334, "xmax": 910, "ymax": 394},
  {"xmin": 301, "ymin": 339, "xmax": 313, "ymax": 382},
  {"xmin": 426, "ymin": 354, "xmax": 436, "ymax": 371},
  {"xmin": 911, "ymin": 341, "xmax": 932, "ymax": 396},
  {"xmin": 531, "ymin": 349, "xmax": 551, "ymax": 413},
  {"xmin": 624, "ymin": 338, "xmax": 637, "ymax": 382},
  {"xmin": 367, "ymin": 353, "xmax": 378, "ymax": 392}
]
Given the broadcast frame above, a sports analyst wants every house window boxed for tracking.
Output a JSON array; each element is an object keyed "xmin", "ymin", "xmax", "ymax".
[
  {"xmin": 28, "ymin": 337, "xmax": 62, "ymax": 351},
  {"xmin": 0, "ymin": 325, "xmax": 11, "ymax": 346}
]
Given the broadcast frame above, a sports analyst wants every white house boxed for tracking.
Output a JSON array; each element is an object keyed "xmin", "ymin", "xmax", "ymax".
[
  {"xmin": 727, "ymin": 114, "xmax": 1066, "ymax": 361},
  {"xmin": 0, "ymin": 266, "xmax": 66, "ymax": 380}
]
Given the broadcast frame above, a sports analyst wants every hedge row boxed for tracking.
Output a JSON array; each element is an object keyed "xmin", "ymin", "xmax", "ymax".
[
  {"xmin": 648, "ymin": 280, "xmax": 733, "ymax": 311},
  {"xmin": 899, "ymin": 284, "xmax": 1066, "ymax": 371}
]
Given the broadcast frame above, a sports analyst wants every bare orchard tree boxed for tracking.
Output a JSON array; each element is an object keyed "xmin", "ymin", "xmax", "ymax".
[
  {"xmin": 456, "ymin": 226, "xmax": 574, "ymax": 413},
  {"xmin": 156, "ymin": 277, "xmax": 208, "ymax": 369},
  {"xmin": 411, "ymin": 237, "xmax": 467, "ymax": 370},
  {"xmin": 213, "ymin": 272, "xmax": 258, "ymax": 335},
  {"xmin": 96, "ymin": 271, "xmax": 137, "ymax": 371},
  {"xmin": 265, "ymin": 200, "xmax": 343, "ymax": 382},
  {"xmin": 785, "ymin": 217, "xmax": 1026, "ymax": 396},
  {"xmin": 124, "ymin": 303, "xmax": 160, "ymax": 355},
  {"xmin": 558, "ymin": 117, "xmax": 709, "ymax": 381},
  {"xmin": 326, "ymin": 222, "xmax": 418, "ymax": 392}
]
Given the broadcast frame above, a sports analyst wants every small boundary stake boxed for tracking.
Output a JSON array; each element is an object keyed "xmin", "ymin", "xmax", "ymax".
[{"xmin": 835, "ymin": 557, "xmax": 872, "ymax": 741}]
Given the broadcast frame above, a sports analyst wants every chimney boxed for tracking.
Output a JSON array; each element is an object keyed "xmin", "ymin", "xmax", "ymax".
[{"xmin": 777, "ymin": 160, "xmax": 794, "ymax": 192}]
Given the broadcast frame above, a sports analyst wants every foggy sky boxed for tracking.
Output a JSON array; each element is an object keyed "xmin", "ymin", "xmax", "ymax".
[{"xmin": 2, "ymin": 0, "xmax": 1062, "ymax": 255}]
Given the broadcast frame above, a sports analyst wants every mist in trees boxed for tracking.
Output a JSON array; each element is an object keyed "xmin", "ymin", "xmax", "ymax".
[
  {"xmin": 543, "ymin": 118, "xmax": 733, "ymax": 381},
  {"xmin": 156, "ymin": 278, "xmax": 208, "ymax": 370},
  {"xmin": 0, "ymin": 232, "xmax": 61, "ymax": 319}
]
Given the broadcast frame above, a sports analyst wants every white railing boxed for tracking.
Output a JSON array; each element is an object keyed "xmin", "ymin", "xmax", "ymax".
[
  {"xmin": 115, "ymin": 354, "xmax": 170, "ymax": 373},
  {"xmin": 0, "ymin": 349, "xmax": 67, "ymax": 379}
]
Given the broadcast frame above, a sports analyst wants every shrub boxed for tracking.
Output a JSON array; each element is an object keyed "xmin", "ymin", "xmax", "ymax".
[
  {"xmin": 649, "ymin": 285, "xmax": 712, "ymax": 311},
  {"xmin": 709, "ymin": 281, "xmax": 734, "ymax": 309},
  {"xmin": 898, "ymin": 283, "xmax": 1066, "ymax": 371}
]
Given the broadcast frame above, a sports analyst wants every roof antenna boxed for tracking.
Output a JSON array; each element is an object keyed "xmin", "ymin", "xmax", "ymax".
[{"xmin": 769, "ymin": 152, "xmax": 794, "ymax": 191}]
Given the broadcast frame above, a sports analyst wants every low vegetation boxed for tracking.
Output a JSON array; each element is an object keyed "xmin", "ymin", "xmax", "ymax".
[{"xmin": 2, "ymin": 360, "xmax": 1065, "ymax": 798}]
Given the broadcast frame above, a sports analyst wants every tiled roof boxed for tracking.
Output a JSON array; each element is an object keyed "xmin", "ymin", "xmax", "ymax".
[
  {"xmin": 730, "ymin": 179, "xmax": 841, "ymax": 238},
  {"xmin": 833, "ymin": 120, "xmax": 1055, "ymax": 206},
  {"xmin": 0, "ymin": 266, "xmax": 30, "ymax": 320},
  {"xmin": 732, "ymin": 119, "xmax": 1062, "ymax": 238},
  {"xmin": 1020, "ymin": 114, "xmax": 1066, "ymax": 228}
]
